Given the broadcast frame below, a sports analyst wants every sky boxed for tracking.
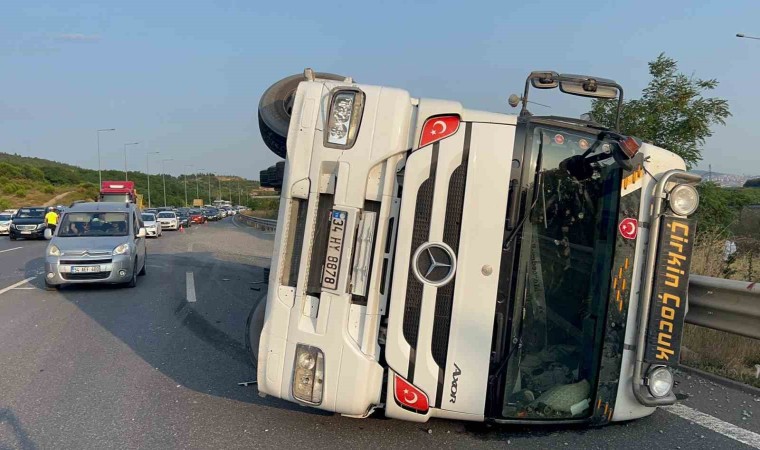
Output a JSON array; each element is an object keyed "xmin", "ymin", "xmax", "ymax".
[{"xmin": 2, "ymin": 0, "xmax": 759, "ymax": 177}]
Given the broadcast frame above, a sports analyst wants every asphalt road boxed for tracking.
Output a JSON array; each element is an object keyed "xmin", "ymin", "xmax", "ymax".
[{"xmin": 0, "ymin": 218, "xmax": 759, "ymax": 449}]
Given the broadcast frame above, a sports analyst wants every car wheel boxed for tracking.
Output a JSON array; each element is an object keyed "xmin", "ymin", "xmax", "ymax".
[
  {"xmin": 138, "ymin": 255, "xmax": 146, "ymax": 276},
  {"xmin": 258, "ymin": 71, "xmax": 347, "ymax": 158},
  {"xmin": 10, "ymin": 235, "xmax": 16, "ymax": 241},
  {"xmin": 245, "ymin": 299, "xmax": 266, "ymax": 370},
  {"xmin": 44, "ymin": 281, "xmax": 60, "ymax": 291},
  {"xmin": 125, "ymin": 262, "xmax": 138, "ymax": 288}
]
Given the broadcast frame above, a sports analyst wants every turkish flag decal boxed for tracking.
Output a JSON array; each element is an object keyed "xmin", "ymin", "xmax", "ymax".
[
  {"xmin": 619, "ymin": 217, "xmax": 638, "ymax": 240},
  {"xmin": 394, "ymin": 374, "xmax": 429, "ymax": 413}
]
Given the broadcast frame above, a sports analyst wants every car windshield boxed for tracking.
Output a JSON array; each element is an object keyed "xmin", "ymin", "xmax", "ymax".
[
  {"xmin": 500, "ymin": 126, "xmax": 622, "ymax": 420},
  {"xmin": 157, "ymin": 212, "xmax": 175, "ymax": 218},
  {"xmin": 0, "ymin": 214, "xmax": 11, "ymax": 221},
  {"xmin": 16, "ymin": 208, "xmax": 45, "ymax": 218},
  {"xmin": 142, "ymin": 213, "xmax": 156, "ymax": 222},
  {"xmin": 58, "ymin": 212, "xmax": 130, "ymax": 237}
]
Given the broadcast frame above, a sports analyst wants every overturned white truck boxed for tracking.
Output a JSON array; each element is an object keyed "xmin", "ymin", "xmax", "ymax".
[{"xmin": 248, "ymin": 70, "xmax": 700, "ymax": 425}]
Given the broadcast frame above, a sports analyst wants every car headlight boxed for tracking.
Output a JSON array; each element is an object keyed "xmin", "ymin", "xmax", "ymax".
[
  {"xmin": 669, "ymin": 184, "xmax": 699, "ymax": 216},
  {"xmin": 324, "ymin": 89, "xmax": 365, "ymax": 149},
  {"xmin": 48, "ymin": 245, "xmax": 61, "ymax": 256},
  {"xmin": 37, "ymin": 223, "xmax": 46, "ymax": 230},
  {"xmin": 292, "ymin": 344, "xmax": 325, "ymax": 405},
  {"xmin": 112, "ymin": 243, "xmax": 130, "ymax": 255},
  {"xmin": 647, "ymin": 366, "xmax": 674, "ymax": 398}
]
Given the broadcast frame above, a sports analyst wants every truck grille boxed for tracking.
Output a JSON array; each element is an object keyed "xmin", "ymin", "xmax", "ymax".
[
  {"xmin": 431, "ymin": 158, "xmax": 468, "ymax": 369},
  {"xmin": 403, "ymin": 147, "xmax": 438, "ymax": 358}
]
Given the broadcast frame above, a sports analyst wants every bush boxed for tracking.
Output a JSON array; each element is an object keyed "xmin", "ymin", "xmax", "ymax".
[
  {"xmin": 43, "ymin": 184, "xmax": 55, "ymax": 194},
  {"xmin": 0, "ymin": 162, "xmax": 22, "ymax": 179},
  {"xmin": 0, "ymin": 198, "xmax": 10, "ymax": 210}
]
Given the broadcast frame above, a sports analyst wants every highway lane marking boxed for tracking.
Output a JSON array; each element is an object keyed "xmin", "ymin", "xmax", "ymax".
[
  {"xmin": 0, "ymin": 247, "xmax": 23, "ymax": 254},
  {"xmin": 0, "ymin": 277, "xmax": 36, "ymax": 295},
  {"xmin": 186, "ymin": 272, "xmax": 197, "ymax": 302},
  {"xmin": 663, "ymin": 403, "xmax": 760, "ymax": 449}
]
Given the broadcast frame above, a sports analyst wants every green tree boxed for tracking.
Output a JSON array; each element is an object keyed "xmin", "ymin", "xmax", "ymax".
[{"xmin": 590, "ymin": 53, "xmax": 730, "ymax": 169}]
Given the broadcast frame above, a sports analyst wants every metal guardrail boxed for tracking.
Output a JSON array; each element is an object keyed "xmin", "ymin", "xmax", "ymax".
[
  {"xmin": 235, "ymin": 214, "xmax": 277, "ymax": 232},
  {"xmin": 234, "ymin": 216, "xmax": 759, "ymax": 339},
  {"xmin": 687, "ymin": 275, "xmax": 760, "ymax": 340}
]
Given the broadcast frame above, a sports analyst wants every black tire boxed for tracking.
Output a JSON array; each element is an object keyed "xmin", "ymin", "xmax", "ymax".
[
  {"xmin": 9, "ymin": 235, "xmax": 16, "ymax": 241},
  {"xmin": 258, "ymin": 72, "xmax": 347, "ymax": 158},
  {"xmin": 138, "ymin": 254, "xmax": 146, "ymax": 276},
  {"xmin": 125, "ymin": 262, "xmax": 138, "ymax": 288},
  {"xmin": 44, "ymin": 281, "xmax": 59, "ymax": 291},
  {"xmin": 245, "ymin": 300, "xmax": 266, "ymax": 369}
]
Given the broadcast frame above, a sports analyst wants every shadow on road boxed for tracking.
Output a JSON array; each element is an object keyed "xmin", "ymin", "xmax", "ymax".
[
  {"xmin": 24, "ymin": 250, "xmax": 324, "ymax": 417},
  {"xmin": 0, "ymin": 408, "xmax": 38, "ymax": 450}
]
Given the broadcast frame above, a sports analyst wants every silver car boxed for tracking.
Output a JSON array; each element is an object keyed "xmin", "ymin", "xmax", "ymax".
[
  {"xmin": 44, "ymin": 202, "xmax": 147, "ymax": 290},
  {"xmin": 141, "ymin": 212, "xmax": 163, "ymax": 237},
  {"xmin": 0, "ymin": 212, "xmax": 12, "ymax": 235}
]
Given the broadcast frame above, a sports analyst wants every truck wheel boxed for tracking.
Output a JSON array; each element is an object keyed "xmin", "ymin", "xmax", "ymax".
[
  {"xmin": 258, "ymin": 71, "xmax": 348, "ymax": 158},
  {"xmin": 245, "ymin": 300, "xmax": 266, "ymax": 369}
]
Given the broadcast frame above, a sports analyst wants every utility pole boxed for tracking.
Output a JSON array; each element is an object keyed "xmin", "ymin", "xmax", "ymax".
[
  {"xmin": 184, "ymin": 165, "xmax": 193, "ymax": 207},
  {"xmin": 195, "ymin": 172, "xmax": 200, "ymax": 199},
  {"xmin": 161, "ymin": 159, "xmax": 173, "ymax": 207},
  {"xmin": 218, "ymin": 177, "xmax": 222, "ymax": 201},
  {"xmin": 146, "ymin": 151, "xmax": 159, "ymax": 208},
  {"xmin": 123, "ymin": 142, "xmax": 139, "ymax": 181},
  {"xmin": 208, "ymin": 173, "xmax": 212, "ymax": 204}
]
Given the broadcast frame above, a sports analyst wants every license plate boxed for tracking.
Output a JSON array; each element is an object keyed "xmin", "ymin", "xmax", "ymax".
[
  {"xmin": 72, "ymin": 266, "xmax": 100, "ymax": 273},
  {"xmin": 321, "ymin": 210, "xmax": 347, "ymax": 291},
  {"xmin": 21, "ymin": 231, "xmax": 32, "ymax": 235},
  {"xmin": 644, "ymin": 216, "xmax": 695, "ymax": 366}
]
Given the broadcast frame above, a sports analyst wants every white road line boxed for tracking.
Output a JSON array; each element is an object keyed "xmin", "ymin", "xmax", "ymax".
[
  {"xmin": 0, "ymin": 277, "xmax": 36, "ymax": 295},
  {"xmin": 663, "ymin": 403, "xmax": 760, "ymax": 449},
  {"xmin": 0, "ymin": 247, "xmax": 23, "ymax": 254},
  {"xmin": 186, "ymin": 272, "xmax": 197, "ymax": 303}
]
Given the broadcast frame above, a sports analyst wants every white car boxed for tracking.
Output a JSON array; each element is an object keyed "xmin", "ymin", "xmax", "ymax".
[
  {"xmin": 156, "ymin": 211, "xmax": 179, "ymax": 231},
  {"xmin": 0, "ymin": 212, "xmax": 12, "ymax": 235},
  {"xmin": 141, "ymin": 213, "xmax": 163, "ymax": 237}
]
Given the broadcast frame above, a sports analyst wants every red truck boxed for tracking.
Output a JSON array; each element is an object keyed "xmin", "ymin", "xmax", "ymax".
[{"xmin": 99, "ymin": 181, "xmax": 143, "ymax": 208}]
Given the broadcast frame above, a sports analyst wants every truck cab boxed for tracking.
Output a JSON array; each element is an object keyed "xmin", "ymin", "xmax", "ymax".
[{"xmin": 251, "ymin": 70, "xmax": 700, "ymax": 425}]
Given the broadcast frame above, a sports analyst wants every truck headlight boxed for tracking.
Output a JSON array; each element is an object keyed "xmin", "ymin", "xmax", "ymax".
[
  {"xmin": 324, "ymin": 89, "xmax": 365, "ymax": 149},
  {"xmin": 669, "ymin": 184, "xmax": 699, "ymax": 216},
  {"xmin": 292, "ymin": 344, "xmax": 324, "ymax": 405},
  {"xmin": 113, "ymin": 243, "xmax": 130, "ymax": 255},
  {"xmin": 647, "ymin": 366, "xmax": 674, "ymax": 398},
  {"xmin": 48, "ymin": 245, "xmax": 61, "ymax": 256}
]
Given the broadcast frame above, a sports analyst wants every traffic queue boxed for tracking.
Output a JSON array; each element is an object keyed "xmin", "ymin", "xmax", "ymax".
[{"xmin": 1, "ymin": 204, "xmax": 244, "ymax": 241}]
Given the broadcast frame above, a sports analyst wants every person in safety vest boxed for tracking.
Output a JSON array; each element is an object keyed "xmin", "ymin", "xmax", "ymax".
[{"xmin": 44, "ymin": 207, "xmax": 59, "ymax": 233}]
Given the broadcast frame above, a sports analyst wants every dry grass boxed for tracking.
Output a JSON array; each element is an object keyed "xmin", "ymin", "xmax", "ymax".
[{"xmin": 684, "ymin": 232, "xmax": 760, "ymax": 387}]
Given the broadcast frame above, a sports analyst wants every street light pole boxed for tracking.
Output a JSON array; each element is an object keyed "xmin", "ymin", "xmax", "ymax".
[
  {"xmin": 218, "ymin": 177, "xmax": 222, "ymax": 201},
  {"xmin": 97, "ymin": 128, "xmax": 116, "ymax": 186},
  {"xmin": 184, "ymin": 164, "xmax": 194, "ymax": 207},
  {"xmin": 161, "ymin": 159, "xmax": 173, "ymax": 207},
  {"xmin": 208, "ymin": 174, "xmax": 212, "ymax": 204},
  {"xmin": 123, "ymin": 142, "xmax": 139, "ymax": 181},
  {"xmin": 737, "ymin": 33, "xmax": 760, "ymax": 40},
  {"xmin": 146, "ymin": 151, "xmax": 159, "ymax": 208}
]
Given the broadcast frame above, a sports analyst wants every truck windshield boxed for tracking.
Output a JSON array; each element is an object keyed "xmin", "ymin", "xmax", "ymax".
[{"xmin": 501, "ymin": 126, "xmax": 622, "ymax": 420}]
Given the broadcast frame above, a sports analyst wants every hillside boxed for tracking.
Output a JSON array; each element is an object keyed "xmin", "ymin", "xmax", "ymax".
[{"xmin": 0, "ymin": 152, "xmax": 266, "ymax": 210}]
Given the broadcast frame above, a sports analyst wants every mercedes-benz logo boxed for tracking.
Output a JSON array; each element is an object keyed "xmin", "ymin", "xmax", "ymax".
[{"xmin": 412, "ymin": 242, "xmax": 457, "ymax": 286}]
